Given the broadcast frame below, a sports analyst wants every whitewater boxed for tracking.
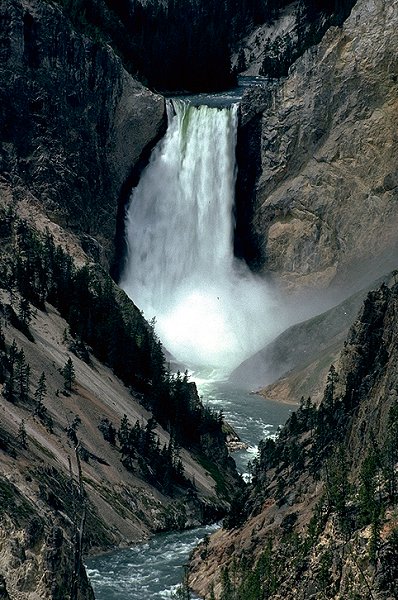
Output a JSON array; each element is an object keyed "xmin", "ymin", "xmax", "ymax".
[{"xmin": 120, "ymin": 99, "xmax": 278, "ymax": 373}]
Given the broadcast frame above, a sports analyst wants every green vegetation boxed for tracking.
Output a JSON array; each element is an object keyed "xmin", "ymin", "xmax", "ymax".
[
  {"xmin": 0, "ymin": 209, "xmax": 233, "ymax": 492},
  {"xmin": 217, "ymin": 357, "xmax": 398, "ymax": 599},
  {"xmin": 1, "ymin": 338, "xmax": 31, "ymax": 404},
  {"xmin": 62, "ymin": 356, "xmax": 76, "ymax": 394},
  {"xmin": 116, "ymin": 414, "xmax": 188, "ymax": 495}
]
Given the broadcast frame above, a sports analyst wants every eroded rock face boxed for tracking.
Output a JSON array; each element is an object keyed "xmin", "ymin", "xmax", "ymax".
[
  {"xmin": 0, "ymin": 0, "xmax": 165, "ymax": 260},
  {"xmin": 0, "ymin": 482, "xmax": 94, "ymax": 600},
  {"xmin": 238, "ymin": 0, "xmax": 398, "ymax": 293},
  {"xmin": 190, "ymin": 274, "xmax": 398, "ymax": 600},
  {"xmin": 232, "ymin": 0, "xmax": 357, "ymax": 78}
]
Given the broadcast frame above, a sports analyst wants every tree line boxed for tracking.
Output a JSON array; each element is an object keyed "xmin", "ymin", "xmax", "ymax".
[{"xmin": 0, "ymin": 208, "xmax": 229, "ymax": 476}]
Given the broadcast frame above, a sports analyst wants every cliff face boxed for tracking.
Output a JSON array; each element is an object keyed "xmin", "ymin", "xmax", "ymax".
[
  {"xmin": 0, "ymin": 190, "xmax": 240, "ymax": 598},
  {"xmin": 236, "ymin": 0, "xmax": 398, "ymax": 294},
  {"xmin": 0, "ymin": 1, "xmax": 245, "ymax": 595},
  {"xmin": 0, "ymin": 0, "xmax": 165, "ymax": 261},
  {"xmin": 0, "ymin": 480, "xmax": 94, "ymax": 600},
  {"xmin": 232, "ymin": 0, "xmax": 357, "ymax": 78},
  {"xmin": 190, "ymin": 275, "xmax": 398, "ymax": 599}
]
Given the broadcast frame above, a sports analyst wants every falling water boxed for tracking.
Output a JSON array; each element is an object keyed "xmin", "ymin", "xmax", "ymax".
[{"xmin": 120, "ymin": 99, "xmax": 278, "ymax": 373}]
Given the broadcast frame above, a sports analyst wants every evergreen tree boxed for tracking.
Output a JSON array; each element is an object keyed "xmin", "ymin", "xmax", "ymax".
[
  {"xmin": 62, "ymin": 357, "xmax": 76, "ymax": 393},
  {"xmin": 324, "ymin": 365, "xmax": 338, "ymax": 410},
  {"xmin": 15, "ymin": 349, "xmax": 30, "ymax": 402},
  {"xmin": 324, "ymin": 445, "xmax": 351, "ymax": 534},
  {"xmin": 67, "ymin": 415, "xmax": 81, "ymax": 445},
  {"xmin": 358, "ymin": 448, "xmax": 380, "ymax": 527},
  {"xmin": 98, "ymin": 417, "xmax": 116, "ymax": 445},
  {"xmin": 18, "ymin": 296, "xmax": 32, "ymax": 328},
  {"xmin": 34, "ymin": 372, "xmax": 47, "ymax": 405}
]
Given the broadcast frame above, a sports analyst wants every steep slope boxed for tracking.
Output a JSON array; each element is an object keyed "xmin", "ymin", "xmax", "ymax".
[
  {"xmin": 189, "ymin": 275, "xmax": 398, "ymax": 599},
  {"xmin": 0, "ymin": 0, "xmax": 165, "ymax": 262},
  {"xmin": 236, "ymin": 0, "xmax": 398, "ymax": 293},
  {"xmin": 229, "ymin": 275, "xmax": 390, "ymax": 403},
  {"xmin": 229, "ymin": 283, "xmax": 369, "ymax": 390},
  {"xmin": 0, "ymin": 186, "xmax": 241, "ymax": 597}
]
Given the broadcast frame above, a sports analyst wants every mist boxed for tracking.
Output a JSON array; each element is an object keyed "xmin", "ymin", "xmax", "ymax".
[{"xmin": 120, "ymin": 100, "xmax": 283, "ymax": 375}]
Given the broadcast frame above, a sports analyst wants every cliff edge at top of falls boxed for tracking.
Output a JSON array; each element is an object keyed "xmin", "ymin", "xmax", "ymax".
[
  {"xmin": 0, "ymin": 0, "xmax": 165, "ymax": 264},
  {"xmin": 236, "ymin": 0, "xmax": 398, "ymax": 295}
]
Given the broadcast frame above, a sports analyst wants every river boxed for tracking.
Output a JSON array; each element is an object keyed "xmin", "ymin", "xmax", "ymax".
[
  {"xmin": 86, "ymin": 377, "xmax": 293, "ymax": 599},
  {"xmin": 87, "ymin": 78, "xmax": 293, "ymax": 598}
]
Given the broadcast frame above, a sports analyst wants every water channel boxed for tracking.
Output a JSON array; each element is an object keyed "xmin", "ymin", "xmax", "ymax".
[
  {"xmin": 87, "ymin": 76, "xmax": 293, "ymax": 598},
  {"xmin": 86, "ymin": 378, "xmax": 292, "ymax": 599}
]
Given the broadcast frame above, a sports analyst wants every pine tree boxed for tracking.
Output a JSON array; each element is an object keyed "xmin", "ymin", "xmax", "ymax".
[
  {"xmin": 15, "ymin": 350, "xmax": 30, "ymax": 402},
  {"xmin": 18, "ymin": 296, "xmax": 32, "ymax": 328},
  {"xmin": 34, "ymin": 372, "xmax": 52, "ymax": 430},
  {"xmin": 324, "ymin": 365, "xmax": 338, "ymax": 410},
  {"xmin": 62, "ymin": 357, "xmax": 76, "ymax": 393},
  {"xmin": 34, "ymin": 372, "xmax": 47, "ymax": 405}
]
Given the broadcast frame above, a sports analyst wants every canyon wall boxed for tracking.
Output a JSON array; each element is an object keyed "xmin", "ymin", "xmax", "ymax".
[
  {"xmin": 190, "ymin": 273, "xmax": 398, "ymax": 599},
  {"xmin": 0, "ymin": 0, "xmax": 165, "ymax": 262},
  {"xmin": 237, "ymin": 0, "xmax": 398, "ymax": 294}
]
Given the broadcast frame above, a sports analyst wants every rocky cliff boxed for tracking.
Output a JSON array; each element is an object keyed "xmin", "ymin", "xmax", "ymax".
[
  {"xmin": 0, "ymin": 1, "xmax": 248, "ymax": 596},
  {"xmin": 0, "ymin": 186, "xmax": 241, "ymax": 598},
  {"xmin": 190, "ymin": 275, "xmax": 398, "ymax": 599},
  {"xmin": 235, "ymin": 0, "xmax": 398, "ymax": 295},
  {"xmin": 0, "ymin": 0, "xmax": 165, "ymax": 262},
  {"xmin": 0, "ymin": 475, "xmax": 95, "ymax": 600}
]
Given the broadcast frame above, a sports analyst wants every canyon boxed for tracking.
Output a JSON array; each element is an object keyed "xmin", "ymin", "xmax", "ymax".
[{"xmin": 0, "ymin": 0, "xmax": 397, "ymax": 598}]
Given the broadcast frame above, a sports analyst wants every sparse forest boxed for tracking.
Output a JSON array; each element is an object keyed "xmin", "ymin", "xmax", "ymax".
[
  {"xmin": 214, "ymin": 357, "xmax": 398, "ymax": 599},
  {"xmin": 0, "ymin": 207, "xmax": 235, "ymax": 496}
]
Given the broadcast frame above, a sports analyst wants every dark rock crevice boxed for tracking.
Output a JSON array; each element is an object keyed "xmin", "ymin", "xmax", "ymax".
[
  {"xmin": 234, "ymin": 110, "xmax": 266, "ymax": 269},
  {"xmin": 111, "ymin": 111, "xmax": 167, "ymax": 283}
]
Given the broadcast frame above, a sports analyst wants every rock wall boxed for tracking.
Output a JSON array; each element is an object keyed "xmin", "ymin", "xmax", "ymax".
[
  {"xmin": 0, "ymin": 477, "xmax": 94, "ymax": 600},
  {"xmin": 232, "ymin": 0, "xmax": 357, "ymax": 78},
  {"xmin": 0, "ymin": 0, "xmax": 165, "ymax": 261},
  {"xmin": 237, "ymin": 0, "xmax": 398, "ymax": 294},
  {"xmin": 189, "ymin": 273, "xmax": 398, "ymax": 599}
]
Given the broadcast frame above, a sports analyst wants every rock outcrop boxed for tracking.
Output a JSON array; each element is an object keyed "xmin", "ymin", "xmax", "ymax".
[
  {"xmin": 0, "ymin": 499, "xmax": 94, "ymax": 600},
  {"xmin": 0, "ymin": 187, "xmax": 241, "ymax": 597},
  {"xmin": 0, "ymin": 0, "xmax": 165, "ymax": 261},
  {"xmin": 232, "ymin": 0, "xmax": 357, "ymax": 79},
  {"xmin": 236, "ymin": 0, "xmax": 398, "ymax": 294},
  {"xmin": 189, "ymin": 274, "xmax": 398, "ymax": 599}
]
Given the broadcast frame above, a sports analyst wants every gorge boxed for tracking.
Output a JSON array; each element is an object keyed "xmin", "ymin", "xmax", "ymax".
[{"xmin": 0, "ymin": 0, "xmax": 397, "ymax": 598}]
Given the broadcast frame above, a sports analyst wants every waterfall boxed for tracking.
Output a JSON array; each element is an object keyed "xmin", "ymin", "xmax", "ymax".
[{"xmin": 120, "ymin": 99, "xmax": 277, "ymax": 374}]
